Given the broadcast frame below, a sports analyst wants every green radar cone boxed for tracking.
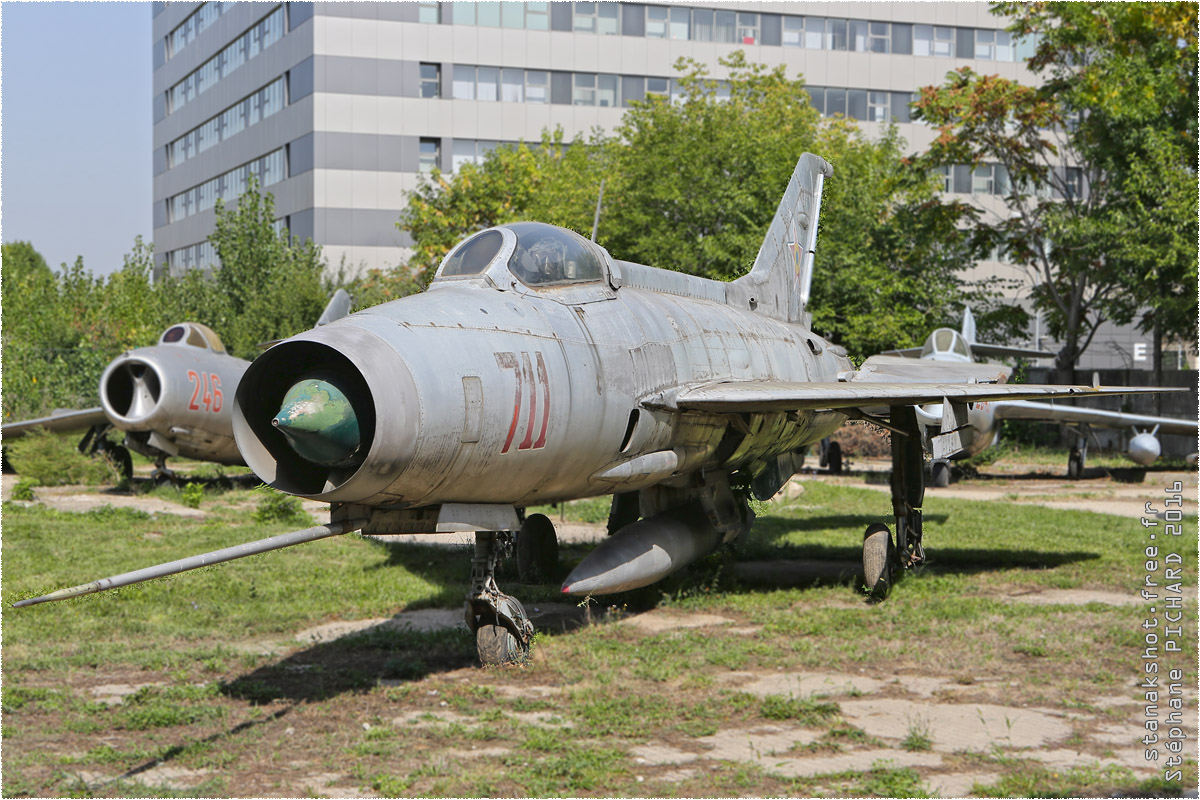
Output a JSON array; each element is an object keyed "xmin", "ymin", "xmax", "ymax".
[{"xmin": 272, "ymin": 378, "xmax": 362, "ymax": 466}]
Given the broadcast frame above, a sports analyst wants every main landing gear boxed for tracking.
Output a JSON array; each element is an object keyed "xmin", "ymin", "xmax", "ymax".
[
  {"xmin": 1068, "ymin": 436, "xmax": 1088, "ymax": 479},
  {"xmin": 79, "ymin": 425, "xmax": 133, "ymax": 484},
  {"xmin": 465, "ymin": 514, "xmax": 560, "ymax": 666},
  {"xmin": 862, "ymin": 406, "xmax": 926, "ymax": 601}
]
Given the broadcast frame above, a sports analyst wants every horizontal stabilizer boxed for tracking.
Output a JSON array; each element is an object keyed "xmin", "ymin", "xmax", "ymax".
[
  {"xmin": 657, "ymin": 380, "xmax": 1176, "ymax": 414},
  {"xmin": 970, "ymin": 342, "xmax": 1056, "ymax": 360},
  {"xmin": 878, "ymin": 346, "xmax": 924, "ymax": 358},
  {"xmin": 993, "ymin": 400, "xmax": 1200, "ymax": 435}
]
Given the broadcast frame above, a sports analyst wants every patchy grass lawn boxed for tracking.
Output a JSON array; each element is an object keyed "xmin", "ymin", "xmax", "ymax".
[{"xmin": 2, "ymin": 478, "xmax": 1195, "ymax": 797}]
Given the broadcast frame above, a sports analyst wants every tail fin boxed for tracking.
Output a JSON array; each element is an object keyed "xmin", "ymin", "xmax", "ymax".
[
  {"xmin": 316, "ymin": 288, "xmax": 352, "ymax": 326},
  {"xmin": 961, "ymin": 306, "xmax": 977, "ymax": 344},
  {"xmin": 736, "ymin": 153, "xmax": 833, "ymax": 323}
]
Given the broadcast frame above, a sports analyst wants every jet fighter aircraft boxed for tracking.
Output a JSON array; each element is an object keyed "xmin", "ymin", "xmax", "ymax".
[
  {"xmin": 15, "ymin": 155, "xmax": 1174, "ymax": 666},
  {"xmin": 877, "ymin": 308, "xmax": 1199, "ymax": 485},
  {"xmin": 2, "ymin": 290, "xmax": 351, "ymax": 482}
]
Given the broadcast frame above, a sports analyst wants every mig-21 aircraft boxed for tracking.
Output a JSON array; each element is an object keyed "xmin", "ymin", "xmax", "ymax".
[
  {"xmin": 875, "ymin": 308, "xmax": 1199, "ymax": 486},
  {"xmin": 2, "ymin": 290, "xmax": 351, "ymax": 482},
  {"xmin": 16, "ymin": 154, "xmax": 1174, "ymax": 666}
]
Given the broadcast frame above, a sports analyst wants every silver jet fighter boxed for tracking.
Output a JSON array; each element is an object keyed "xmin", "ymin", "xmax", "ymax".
[
  {"xmin": 875, "ymin": 308, "xmax": 1199, "ymax": 485},
  {"xmin": 2, "ymin": 290, "xmax": 351, "ymax": 482},
  {"xmin": 15, "ymin": 155, "xmax": 1173, "ymax": 665}
]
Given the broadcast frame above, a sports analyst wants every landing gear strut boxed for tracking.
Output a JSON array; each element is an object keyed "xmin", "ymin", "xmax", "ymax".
[
  {"xmin": 465, "ymin": 531, "xmax": 534, "ymax": 666},
  {"xmin": 862, "ymin": 406, "xmax": 925, "ymax": 599},
  {"xmin": 78, "ymin": 424, "xmax": 132, "ymax": 483}
]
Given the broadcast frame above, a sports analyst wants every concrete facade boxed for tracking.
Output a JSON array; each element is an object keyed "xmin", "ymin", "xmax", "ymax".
[{"xmin": 150, "ymin": 1, "xmax": 1174, "ymax": 371}]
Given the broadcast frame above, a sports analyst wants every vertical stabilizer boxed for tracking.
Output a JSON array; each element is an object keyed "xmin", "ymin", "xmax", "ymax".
[
  {"xmin": 961, "ymin": 306, "xmax": 977, "ymax": 344},
  {"xmin": 734, "ymin": 153, "xmax": 833, "ymax": 323}
]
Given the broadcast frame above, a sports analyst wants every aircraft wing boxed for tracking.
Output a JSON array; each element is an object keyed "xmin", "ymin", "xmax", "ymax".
[
  {"xmin": 993, "ymin": 400, "xmax": 1199, "ymax": 435},
  {"xmin": 970, "ymin": 343, "xmax": 1056, "ymax": 360},
  {"xmin": 877, "ymin": 346, "xmax": 923, "ymax": 358},
  {"xmin": 660, "ymin": 381, "xmax": 1172, "ymax": 414},
  {"xmin": 2, "ymin": 407, "xmax": 108, "ymax": 439}
]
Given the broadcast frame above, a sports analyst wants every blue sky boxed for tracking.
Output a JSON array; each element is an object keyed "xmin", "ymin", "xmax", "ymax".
[{"xmin": 2, "ymin": 2, "xmax": 151, "ymax": 277}]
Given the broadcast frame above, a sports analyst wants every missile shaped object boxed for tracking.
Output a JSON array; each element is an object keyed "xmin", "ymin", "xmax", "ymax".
[{"xmin": 562, "ymin": 504, "xmax": 724, "ymax": 595}]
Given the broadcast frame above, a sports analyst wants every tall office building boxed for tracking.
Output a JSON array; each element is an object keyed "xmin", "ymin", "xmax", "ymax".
[{"xmin": 150, "ymin": 1, "xmax": 1166, "ymax": 369}]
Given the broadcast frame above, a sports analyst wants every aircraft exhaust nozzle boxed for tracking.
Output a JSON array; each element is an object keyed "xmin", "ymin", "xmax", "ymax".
[
  {"xmin": 272, "ymin": 376, "xmax": 363, "ymax": 467},
  {"xmin": 1127, "ymin": 432, "xmax": 1161, "ymax": 466},
  {"xmin": 100, "ymin": 357, "xmax": 164, "ymax": 427},
  {"xmin": 561, "ymin": 505, "xmax": 723, "ymax": 595}
]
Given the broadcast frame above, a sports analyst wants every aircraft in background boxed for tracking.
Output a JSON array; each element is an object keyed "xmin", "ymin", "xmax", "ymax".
[
  {"xmin": 2, "ymin": 290, "xmax": 352, "ymax": 483},
  {"xmin": 876, "ymin": 308, "xmax": 1198, "ymax": 485},
  {"xmin": 16, "ymin": 155, "xmax": 1173, "ymax": 666}
]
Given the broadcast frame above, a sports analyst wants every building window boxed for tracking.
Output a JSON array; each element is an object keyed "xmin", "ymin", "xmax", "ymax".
[
  {"xmin": 597, "ymin": 74, "xmax": 618, "ymax": 107},
  {"xmin": 526, "ymin": 71, "xmax": 548, "ymax": 103},
  {"xmin": 573, "ymin": 73, "xmax": 596, "ymax": 105},
  {"xmin": 501, "ymin": 1, "xmax": 523, "ymax": 28},
  {"xmin": 693, "ymin": 8, "xmax": 713, "ymax": 41},
  {"xmin": 452, "ymin": 3, "xmax": 475, "ymax": 25},
  {"xmin": 714, "ymin": 10, "xmax": 736, "ymax": 43},
  {"xmin": 935, "ymin": 166, "xmax": 952, "ymax": 193},
  {"xmin": 914, "ymin": 25, "xmax": 955, "ymax": 57},
  {"xmin": 646, "ymin": 77, "xmax": 668, "ymax": 100},
  {"xmin": 501, "ymin": 69, "xmax": 524, "ymax": 102},
  {"xmin": 476, "ymin": 67, "xmax": 499, "ymax": 101},
  {"xmin": 868, "ymin": 21, "xmax": 890, "ymax": 53},
  {"xmin": 419, "ymin": 138, "xmax": 440, "ymax": 172},
  {"xmin": 849, "ymin": 19, "xmax": 869, "ymax": 51},
  {"xmin": 420, "ymin": 63, "xmax": 440, "ymax": 98},
  {"xmin": 802, "ymin": 17, "xmax": 825, "ymax": 48},
  {"xmin": 645, "ymin": 6, "xmax": 667, "ymax": 38},
  {"xmin": 167, "ymin": 150, "xmax": 285, "ymax": 223},
  {"xmin": 526, "ymin": 2, "xmax": 549, "ymax": 30},
  {"xmin": 167, "ymin": 1, "xmax": 227, "ymax": 60},
  {"xmin": 452, "ymin": 139, "xmax": 499, "ymax": 171},
  {"xmin": 975, "ymin": 29, "xmax": 1013, "ymax": 61},
  {"xmin": 453, "ymin": 65, "xmax": 476, "ymax": 100},
  {"xmin": 1062, "ymin": 167, "xmax": 1083, "ymax": 200},
  {"xmin": 475, "ymin": 2, "xmax": 501, "ymax": 26},
  {"xmin": 782, "ymin": 16, "xmax": 802, "ymax": 47},
  {"xmin": 868, "ymin": 91, "xmax": 890, "ymax": 121},
  {"xmin": 736, "ymin": 12, "xmax": 758, "ymax": 44},
  {"xmin": 827, "ymin": 18, "xmax": 848, "ymax": 50},
  {"xmin": 574, "ymin": 2, "xmax": 617, "ymax": 34},
  {"xmin": 669, "ymin": 6, "xmax": 689, "ymax": 40},
  {"xmin": 417, "ymin": 2, "xmax": 439, "ymax": 24}
]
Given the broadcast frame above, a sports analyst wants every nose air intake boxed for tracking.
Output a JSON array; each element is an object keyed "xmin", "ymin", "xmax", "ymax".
[
  {"xmin": 102, "ymin": 359, "xmax": 163, "ymax": 423},
  {"xmin": 272, "ymin": 377, "xmax": 363, "ymax": 467}
]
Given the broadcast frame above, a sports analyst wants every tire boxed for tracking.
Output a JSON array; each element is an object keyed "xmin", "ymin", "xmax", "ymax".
[
  {"xmin": 476, "ymin": 624, "xmax": 527, "ymax": 666},
  {"xmin": 1068, "ymin": 449, "xmax": 1084, "ymax": 479},
  {"xmin": 862, "ymin": 523, "xmax": 893, "ymax": 601},
  {"xmin": 931, "ymin": 460, "xmax": 950, "ymax": 488},
  {"xmin": 827, "ymin": 441, "xmax": 843, "ymax": 475},
  {"xmin": 517, "ymin": 513, "xmax": 558, "ymax": 584},
  {"xmin": 107, "ymin": 445, "xmax": 133, "ymax": 484}
]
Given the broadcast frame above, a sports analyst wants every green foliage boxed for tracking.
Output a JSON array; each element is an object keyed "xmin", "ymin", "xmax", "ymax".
[
  {"xmin": 397, "ymin": 53, "xmax": 1005, "ymax": 358},
  {"xmin": 915, "ymin": 3, "xmax": 1198, "ymax": 376},
  {"xmin": 252, "ymin": 487, "xmax": 310, "ymax": 524},
  {"xmin": 180, "ymin": 482, "xmax": 205, "ymax": 509},
  {"xmin": 11, "ymin": 480, "xmax": 36, "ymax": 501},
  {"xmin": 208, "ymin": 178, "xmax": 333, "ymax": 358},
  {"xmin": 5, "ymin": 431, "xmax": 119, "ymax": 487}
]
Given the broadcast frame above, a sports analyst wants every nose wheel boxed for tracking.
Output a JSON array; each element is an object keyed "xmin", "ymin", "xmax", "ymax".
[{"xmin": 465, "ymin": 531, "xmax": 534, "ymax": 666}]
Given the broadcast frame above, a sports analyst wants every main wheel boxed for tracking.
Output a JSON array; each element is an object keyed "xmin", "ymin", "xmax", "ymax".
[
  {"xmin": 1067, "ymin": 449, "xmax": 1084, "ymax": 479},
  {"xmin": 931, "ymin": 460, "xmax": 950, "ymax": 488},
  {"xmin": 517, "ymin": 513, "xmax": 558, "ymax": 584},
  {"xmin": 476, "ymin": 624, "xmax": 528, "ymax": 666},
  {"xmin": 862, "ymin": 523, "xmax": 894, "ymax": 601},
  {"xmin": 827, "ymin": 441, "xmax": 843, "ymax": 475},
  {"xmin": 106, "ymin": 445, "xmax": 133, "ymax": 484}
]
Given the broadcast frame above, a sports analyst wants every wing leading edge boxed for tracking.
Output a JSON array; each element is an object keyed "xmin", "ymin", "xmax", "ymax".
[
  {"xmin": 657, "ymin": 381, "xmax": 1174, "ymax": 414},
  {"xmin": 2, "ymin": 407, "xmax": 108, "ymax": 439},
  {"xmin": 993, "ymin": 399, "xmax": 1199, "ymax": 435}
]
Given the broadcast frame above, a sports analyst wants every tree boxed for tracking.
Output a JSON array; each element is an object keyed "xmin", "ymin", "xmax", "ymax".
[
  {"xmin": 399, "ymin": 53, "xmax": 1003, "ymax": 358},
  {"xmin": 914, "ymin": 3, "xmax": 1198, "ymax": 382},
  {"xmin": 208, "ymin": 178, "xmax": 332, "ymax": 358}
]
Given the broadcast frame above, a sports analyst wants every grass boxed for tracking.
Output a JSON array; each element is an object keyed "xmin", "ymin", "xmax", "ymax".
[{"xmin": 3, "ymin": 470, "xmax": 1196, "ymax": 797}]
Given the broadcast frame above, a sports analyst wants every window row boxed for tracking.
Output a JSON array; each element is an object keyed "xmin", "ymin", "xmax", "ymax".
[
  {"xmin": 937, "ymin": 163, "xmax": 1083, "ymax": 199},
  {"xmin": 437, "ymin": 64, "xmax": 914, "ymax": 121},
  {"xmin": 167, "ymin": 149, "xmax": 286, "ymax": 224},
  {"xmin": 167, "ymin": 1, "xmax": 229, "ymax": 60},
  {"xmin": 166, "ymin": 240, "xmax": 217, "ymax": 273},
  {"xmin": 167, "ymin": 78, "xmax": 286, "ymax": 169},
  {"xmin": 435, "ymin": 2, "xmax": 1036, "ymax": 62},
  {"xmin": 168, "ymin": 6, "xmax": 285, "ymax": 115}
]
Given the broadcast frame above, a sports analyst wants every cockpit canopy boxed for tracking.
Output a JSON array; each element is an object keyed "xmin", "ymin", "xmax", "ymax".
[
  {"xmin": 437, "ymin": 222, "xmax": 606, "ymax": 288},
  {"xmin": 920, "ymin": 328, "xmax": 971, "ymax": 361},
  {"xmin": 159, "ymin": 322, "xmax": 226, "ymax": 353}
]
